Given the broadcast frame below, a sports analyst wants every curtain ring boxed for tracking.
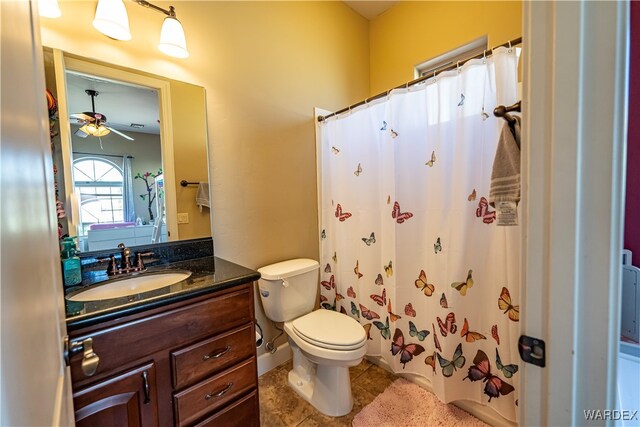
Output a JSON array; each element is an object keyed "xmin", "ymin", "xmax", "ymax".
[
  {"xmin": 482, "ymin": 49, "xmax": 487, "ymax": 64},
  {"xmin": 457, "ymin": 61, "xmax": 461, "ymax": 73},
  {"xmin": 508, "ymin": 40, "xmax": 513, "ymax": 53},
  {"xmin": 405, "ymin": 81, "xmax": 410, "ymax": 89},
  {"xmin": 387, "ymin": 89, "xmax": 392, "ymax": 98}
]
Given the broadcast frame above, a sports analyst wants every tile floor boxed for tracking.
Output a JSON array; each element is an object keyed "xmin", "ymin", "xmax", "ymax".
[{"xmin": 258, "ymin": 359, "xmax": 398, "ymax": 426}]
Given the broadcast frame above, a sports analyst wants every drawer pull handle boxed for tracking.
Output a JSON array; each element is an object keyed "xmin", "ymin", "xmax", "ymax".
[
  {"xmin": 203, "ymin": 345, "xmax": 231, "ymax": 361},
  {"xmin": 141, "ymin": 371, "xmax": 151, "ymax": 404},
  {"xmin": 205, "ymin": 382, "xmax": 233, "ymax": 400}
]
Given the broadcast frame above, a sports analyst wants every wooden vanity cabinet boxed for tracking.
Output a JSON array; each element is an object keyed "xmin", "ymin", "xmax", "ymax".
[{"xmin": 68, "ymin": 282, "xmax": 260, "ymax": 427}]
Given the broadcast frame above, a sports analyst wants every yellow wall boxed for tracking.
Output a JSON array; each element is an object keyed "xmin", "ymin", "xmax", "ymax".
[
  {"xmin": 170, "ymin": 80, "xmax": 210, "ymax": 240},
  {"xmin": 369, "ymin": 1, "xmax": 522, "ymax": 94}
]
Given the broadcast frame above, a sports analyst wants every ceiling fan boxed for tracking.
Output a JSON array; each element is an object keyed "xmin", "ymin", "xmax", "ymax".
[{"xmin": 71, "ymin": 90, "xmax": 134, "ymax": 141}]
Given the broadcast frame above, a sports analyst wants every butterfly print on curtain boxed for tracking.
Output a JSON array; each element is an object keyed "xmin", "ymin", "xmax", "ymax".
[
  {"xmin": 387, "ymin": 299, "xmax": 402, "ymax": 321},
  {"xmin": 404, "ymin": 302, "xmax": 416, "ymax": 317},
  {"xmin": 415, "ymin": 270, "xmax": 435, "ymax": 296},
  {"xmin": 392, "ymin": 201, "xmax": 413, "ymax": 223},
  {"xmin": 451, "ymin": 269, "xmax": 474, "ymax": 296},
  {"xmin": 437, "ymin": 312, "xmax": 457, "ymax": 336},
  {"xmin": 360, "ymin": 304, "xmax": 380, "ymax": 321},
  {"xmin": 476, "ymin": 197, "xmax": 496, "ymax": 224},
  {"xmin": 437, "ymin": 343, "xmax": 465, "ymax": 377},
  {"xmin": 460, "ymin": 318, "xmax": 487, "ymax": 343},
  {"xmin": 384, "ymin": 261, "xmax": 393, "ymax": 277},
  {"xmin": 498, "ymin": 287, "xmax": 520, "ymax": 321},
  {"xmin": 370, "ymin": 288, "xmax": 386, "ymax": 306},
  {"xmin": 335, "ymin": 204, "xmax": 352, "ymax": 221},
  {"xmin": 409, "ymin": 321, "xmax": 430, "ymax": 341},
  {"xmin": 391, "ymin": 328, "xmax": 425, "ymax": 368},
  {"xmin": 464, "ymin": 349, "xmax": 515, "ymax": 402},
  {"xmin": 373, "ymin": 316, "xmax": 391, "ymax": 340}
]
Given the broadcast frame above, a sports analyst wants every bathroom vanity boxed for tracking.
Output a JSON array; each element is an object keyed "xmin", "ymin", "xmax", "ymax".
[{"xmin": 65, "ymin": 240, "xmax": 260, "ymax": 426}]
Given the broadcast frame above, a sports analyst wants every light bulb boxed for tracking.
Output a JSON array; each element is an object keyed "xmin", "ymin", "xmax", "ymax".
[
  {"xmin": 93, "ymin": 0, "xmax": 131, "ymax": 41},
  {"xmin": 80, "ymin": 123, "xmax": 96, "ymax": 135},
  {"xmin": 158, "ymin": 16, "xmax": 189, "ymax": 59},
  {"xmin": 38, "ymin": 0, "xmax": 61, "ymax": 18},
  {"xmin": 94, "ymin": 126, "xmax": 111, "ymax": 137}
]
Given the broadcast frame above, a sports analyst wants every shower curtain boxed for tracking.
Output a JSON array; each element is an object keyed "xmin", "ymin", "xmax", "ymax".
[
  {"xmin": 122, "ymin": 156, "xmax": 135, "ymax": 223},
  {"xmin": 319, "ymin": 47, "xmax": 521, "ymax": 422}
]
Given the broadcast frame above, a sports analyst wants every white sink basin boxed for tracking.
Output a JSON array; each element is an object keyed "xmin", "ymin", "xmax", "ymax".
[{"xmin": 67, "ymin": 271, "xmax": 191, "ymax": 302}]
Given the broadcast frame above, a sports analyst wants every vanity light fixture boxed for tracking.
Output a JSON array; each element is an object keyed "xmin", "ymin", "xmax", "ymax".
[
  {"xmin": 134, "ymin": 1, "xmax": 189, "ymax": 59},
  {"xmin": 38, "ymin": 0, "xmax": 62, "ymax": 18},
  {"xmin": 93, "ymin": 0, "xmax": 132, "ymax": 41}
]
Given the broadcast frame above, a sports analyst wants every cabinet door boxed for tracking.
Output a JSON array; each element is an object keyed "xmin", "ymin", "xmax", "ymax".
[{"xmin": 73, "ymin": 362, "xmax": 158, "ymax": 427}]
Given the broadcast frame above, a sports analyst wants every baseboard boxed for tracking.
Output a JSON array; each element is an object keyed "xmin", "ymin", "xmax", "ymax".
[
  {"xmin": 365, "ymin": 355, "xmax": 517, "ymax": 427},
  {"xmin": 257, "ymin": 343, "xmax": 292, "ymax": 377}
]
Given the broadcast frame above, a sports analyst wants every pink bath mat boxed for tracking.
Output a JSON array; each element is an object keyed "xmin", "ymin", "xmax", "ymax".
[{"xmin": 352, "ymin": 378, "xmax": 489, "ymax": 427}]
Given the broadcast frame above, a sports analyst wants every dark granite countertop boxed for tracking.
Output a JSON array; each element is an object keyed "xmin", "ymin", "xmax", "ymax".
[{"xmin": 65, "ymin": 256, "xmax": 260, "ymax": 331}]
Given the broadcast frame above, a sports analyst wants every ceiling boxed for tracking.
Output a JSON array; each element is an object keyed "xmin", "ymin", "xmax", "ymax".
[
  {"xmin": 66, "ymin": 72, "xmax": 160, "ymax": 135},
  {"xmin": 343, "ymin": 1, "xmax": 398, "ymax": 20}
]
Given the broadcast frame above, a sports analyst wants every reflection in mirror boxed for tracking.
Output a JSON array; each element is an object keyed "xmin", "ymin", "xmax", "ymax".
[
  {"xmin": 68, "ymin": 74, "xmax": 166, "ymax": 250},
  {"xmin": 43, "ymin": 48, "xmax": 211, "ymax": 253}
]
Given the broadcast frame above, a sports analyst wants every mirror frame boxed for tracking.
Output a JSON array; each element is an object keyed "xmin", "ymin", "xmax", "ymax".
[{"xmin": 51, "ymin": 48, "xmax": 180, "ymax": 241}]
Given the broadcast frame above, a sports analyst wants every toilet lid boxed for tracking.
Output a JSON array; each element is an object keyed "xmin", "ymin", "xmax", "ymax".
[{"xmin": 292, "ymin": 310, "xmax": 366, "ymax": 350}]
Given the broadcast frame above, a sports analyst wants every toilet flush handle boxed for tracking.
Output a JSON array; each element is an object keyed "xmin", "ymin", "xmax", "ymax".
[{"xmin": 281, "ymin": 279, "xmax": 290, "ymax": 287}]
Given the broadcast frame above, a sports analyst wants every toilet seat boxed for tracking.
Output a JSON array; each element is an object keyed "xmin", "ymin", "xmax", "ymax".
[{"xmin": 291, "ymin": 310, "xmax": 367, "ymax": 351}]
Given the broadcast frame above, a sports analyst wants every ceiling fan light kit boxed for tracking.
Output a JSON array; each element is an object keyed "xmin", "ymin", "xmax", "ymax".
[
  {"xmin": 80, "ymin": 123, "xmax": 110, "ymax": 137},
  {"xmin": 41, "ymin": 0, "xmax": 189, "ymax": 59},
  {"xmin": 72, "ymin": 89, "xmax": 135, "ymax": 142}
]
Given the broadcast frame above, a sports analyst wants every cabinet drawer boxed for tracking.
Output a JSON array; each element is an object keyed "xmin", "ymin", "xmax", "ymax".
[
  {"xmin": 194, "ymin": 390, "xmax": 259, "ymax": 427},
  {"xmin": 174, "ymin": 358, "xmax": 256, "ymax": 426},
  {"xmin": 172, "ymin": 324, "xmax": 254, "ymax": 389},
  {"xmin": 70, "ymin": 287, "xmax": 252, "ymax": 384}
]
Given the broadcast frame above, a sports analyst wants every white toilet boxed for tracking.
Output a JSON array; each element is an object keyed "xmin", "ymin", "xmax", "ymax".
[{"xmin": 257, "ymin": 259, "xmax": 367, "ymax": 417}]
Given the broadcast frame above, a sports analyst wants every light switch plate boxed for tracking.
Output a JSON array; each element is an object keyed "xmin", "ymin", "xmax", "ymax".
[{"xmin": 177, "ymin": 213, "xmax": 189, "ymax": 224}]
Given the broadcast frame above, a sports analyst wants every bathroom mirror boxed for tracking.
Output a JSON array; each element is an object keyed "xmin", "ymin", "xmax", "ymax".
[{"xmin": 43, "ymin": 48, "xmax": 211, "ymax": 252}]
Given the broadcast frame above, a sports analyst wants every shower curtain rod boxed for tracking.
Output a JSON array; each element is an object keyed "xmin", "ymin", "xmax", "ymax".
[{"xmin": 317, "ymin": 36, "xmax": 522, "ymax": 122}]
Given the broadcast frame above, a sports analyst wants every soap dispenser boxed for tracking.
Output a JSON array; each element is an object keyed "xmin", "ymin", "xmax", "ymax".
[{"xmin": 61, "ymin": 237, "xmax": 82, "ymax": 287}]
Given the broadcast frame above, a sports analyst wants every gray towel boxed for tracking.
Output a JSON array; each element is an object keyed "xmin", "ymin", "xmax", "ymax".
[
  {"xmin": 489, "ymin": 116, "xmax": 521, "ymax": 207},
  {"xmin": 196, "ymin": 182, "xmax": 210, "ymax": 212}
]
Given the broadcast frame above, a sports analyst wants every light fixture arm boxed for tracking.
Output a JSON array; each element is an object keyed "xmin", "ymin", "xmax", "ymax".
[{"xmin": 133, "ymin": 0, "xmax": 176, "ymax": 18}]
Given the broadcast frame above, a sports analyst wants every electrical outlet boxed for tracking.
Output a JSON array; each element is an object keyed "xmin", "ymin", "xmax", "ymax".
[{"xmin": 177, "ymin": 213, "xmax": 189, "ymax": 224}]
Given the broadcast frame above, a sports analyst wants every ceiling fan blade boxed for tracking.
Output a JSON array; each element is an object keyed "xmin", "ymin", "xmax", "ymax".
[
  {"xmin": 70, "ymin": 112, "xmax": 94, "ymax": 121},
  {"xmin": 106, "ymin": 126, "xmax": 134, "ymax": 141},
  {"xmin": 74, "ymin": 127, "xmax": 89, "ymax": 138}
]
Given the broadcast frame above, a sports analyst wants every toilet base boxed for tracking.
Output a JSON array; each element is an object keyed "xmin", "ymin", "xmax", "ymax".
[{"xmin": 288, "ymin": 340, "xmax": 355, "ymax": 417}]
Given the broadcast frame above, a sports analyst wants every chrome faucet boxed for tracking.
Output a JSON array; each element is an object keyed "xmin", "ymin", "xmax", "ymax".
[{"xmin": 98, "ymin": 243, "xmax": 154, "ymax": 276}]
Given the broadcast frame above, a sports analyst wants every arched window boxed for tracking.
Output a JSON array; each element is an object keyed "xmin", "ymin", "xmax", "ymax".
[{"xmin": 73, "ymin": 157, "xmax": 124, "ymax": 235}]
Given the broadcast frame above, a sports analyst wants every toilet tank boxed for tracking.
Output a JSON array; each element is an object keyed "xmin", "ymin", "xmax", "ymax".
[{"xmin": 257, "ymin": 259, "xmax": 319, "ymax": 322}]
